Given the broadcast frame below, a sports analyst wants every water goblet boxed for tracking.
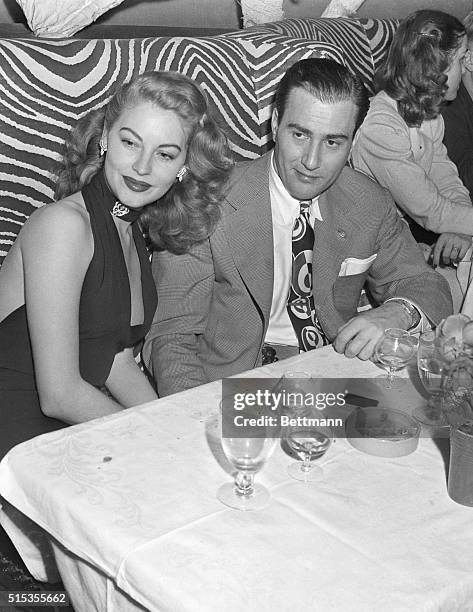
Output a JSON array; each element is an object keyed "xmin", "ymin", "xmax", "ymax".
[
  {"xmin": 284, "ymin": 424, "xmax": 333, "ymax": 482},
  {"xmin": 217, "ymin": 407, "xmax": 278, "ymax": 511},
  {"xmin": 413, "ymin": 330, "xmax": 449, "ymax": 427},
  {"xmin": 375, "ymin": 328, "xmax": 416, "ymax": 389}
]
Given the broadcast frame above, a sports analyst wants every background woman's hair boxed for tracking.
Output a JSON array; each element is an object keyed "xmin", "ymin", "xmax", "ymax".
[
  {"xmin": 55, "ymin": 71, "xmax": 233, "ymax": 254},
  {"xmin": 464, "ymin": 10, "xmax": 473, "ymax": 42},
  {"xmin": 375, "ymin": 10, "xmax": 465, "ymax": 127}
]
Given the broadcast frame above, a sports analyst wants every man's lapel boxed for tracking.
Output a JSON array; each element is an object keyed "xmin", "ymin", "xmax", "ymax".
[
  {"xmin": 224, "ymin": 154, "xmax": 274, "ymax": 320},
  {"xmin": 313, "ymin": 184, "xmax": 355, "ymax": 305}
]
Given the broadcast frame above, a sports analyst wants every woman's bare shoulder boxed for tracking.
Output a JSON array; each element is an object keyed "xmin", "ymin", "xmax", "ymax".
[
  {"xmin": 21, "ymin": 193, "xmax": 89, "ymax": 239},
  {"xmin": 19, "ymin": 193, "xmax": 94, "ymax": 262}
]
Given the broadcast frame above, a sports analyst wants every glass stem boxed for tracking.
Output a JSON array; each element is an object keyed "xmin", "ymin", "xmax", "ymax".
[
  {"xmin": 300, "ymin": 454, "xmax": 312, "ymax": 472},
  {"xmin": 234, "ymin": 471, "xmax": 254, "ymax": 498},
  {"xmin": 387, "ymin": 367, "xmax": 395, "ymax": 386},
  {"xmin": 428, "ymin": 392, "xmax": 444, "ymax": 415}
]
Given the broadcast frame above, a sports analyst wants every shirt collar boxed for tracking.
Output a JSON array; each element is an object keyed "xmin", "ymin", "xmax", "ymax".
[{"xmin": 269, "ymin": 151, "xmax": 322, "ymax": 223}]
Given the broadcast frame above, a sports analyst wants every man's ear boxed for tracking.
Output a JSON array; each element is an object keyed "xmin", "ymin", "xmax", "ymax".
[{"xmin": 271, "ymin": 108, "xmax": 279, "ymax": 141}]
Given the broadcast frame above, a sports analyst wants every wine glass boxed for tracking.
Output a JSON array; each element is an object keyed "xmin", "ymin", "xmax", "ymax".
[
  {"xmin": 217, "ymin": 411, "xmax": 278, "ymax": 511},
  {"xmin": 283, "ymin": 424, "xmax": 333, "ymax": 482},
  {"xmin": 413, "ymin": 330, "xmax": 449, "ymax": 427},
  {"xmin": 375, "ymin": 328, "xmax": 416, "ymax": 389}
]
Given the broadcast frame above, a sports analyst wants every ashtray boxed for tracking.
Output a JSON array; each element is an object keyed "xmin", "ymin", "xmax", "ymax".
[{"xmin": 345, "ymin": 406, "xmax": 420, "ymax": 457}]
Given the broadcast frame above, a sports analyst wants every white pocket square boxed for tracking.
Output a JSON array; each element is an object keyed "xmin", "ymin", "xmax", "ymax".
[{"xmin": 338, "ymin": 254, "xmax": 377, "ymax": 277}]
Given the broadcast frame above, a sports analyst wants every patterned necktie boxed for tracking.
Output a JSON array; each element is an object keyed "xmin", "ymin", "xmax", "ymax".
[{"xmin": 287, "ymin": 200, "xmax": 328, "ymax": 351}]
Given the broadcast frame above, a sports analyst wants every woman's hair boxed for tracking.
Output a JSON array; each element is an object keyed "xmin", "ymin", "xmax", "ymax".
[
  {"xmin": 55, "ymin": 71, "xmax": 233, "ymax": 254},
  {"xmin": 464, "ymin": 10, "xmax": 473, "ymax": 43},
  {"xmin": 375, "ymin": 10, "xmax": 465, "ymax": 127}
]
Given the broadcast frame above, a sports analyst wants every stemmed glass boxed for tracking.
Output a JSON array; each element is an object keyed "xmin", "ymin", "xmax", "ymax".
[
  {"xmin": 375, "ymin": 328, "xmax": 416, "ymax": 389},
  {"xmin": 279, "ymin": 371, "xmax": 332, "ymax": 481},
  {"xmin": 283, "ymin": 424, "xmax": 333, "ymax": 482},
  {"xmin": 274, "ymin": 370, "xmax": 311, "ymax": 398},
  {"xmin": 217, "ymin": 412, "xmax": 278, "ymax": 511},
  {"xmin": 413, "ymin": 330, "xmax": 448, "ymax": 427}
]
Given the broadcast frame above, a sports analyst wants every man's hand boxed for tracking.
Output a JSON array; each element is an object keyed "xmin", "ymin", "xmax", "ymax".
[
  {"xmin": 332, "ymin": 302, "xmax": 411, "ymax": 360},
  {"xmin": 432, "ymin": 233, "xmax": 471, "ymax": 268}
]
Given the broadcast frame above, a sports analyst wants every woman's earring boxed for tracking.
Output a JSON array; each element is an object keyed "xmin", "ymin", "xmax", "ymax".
[
  {"xmin": 176, "ymin": 166, "xmax": 187, "ymax": 182},
  {"xmin": 99, "ymin": 139, "xmax": 107, "ymax": 157}
]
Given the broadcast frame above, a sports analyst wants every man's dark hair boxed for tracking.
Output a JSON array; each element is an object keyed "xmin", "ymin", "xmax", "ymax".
[{"xmin": 274, "ymin": 58, "xmax": 369, "ymax": 132}]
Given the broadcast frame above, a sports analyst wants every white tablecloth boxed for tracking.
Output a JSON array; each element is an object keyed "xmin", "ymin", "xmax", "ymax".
[{"xmin": 1, "ymin": 346, "xmax": 473, "ymax": 612}]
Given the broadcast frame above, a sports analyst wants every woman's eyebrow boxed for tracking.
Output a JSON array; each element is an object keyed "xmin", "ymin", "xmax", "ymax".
[{"xmin": 119, "ymin": 127, "xmax": 182, "ymax": 151}]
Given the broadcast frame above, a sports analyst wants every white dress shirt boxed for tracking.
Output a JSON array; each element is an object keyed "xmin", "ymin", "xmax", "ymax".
[{"xmin": 265, "ymin": 152, "xmax": 323, "ymax": 346}]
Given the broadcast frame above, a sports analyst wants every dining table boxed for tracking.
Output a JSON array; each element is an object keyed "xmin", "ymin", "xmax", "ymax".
[{"xmin": 1, "ymin": 345, "xmax": 473, "ymax": 612}]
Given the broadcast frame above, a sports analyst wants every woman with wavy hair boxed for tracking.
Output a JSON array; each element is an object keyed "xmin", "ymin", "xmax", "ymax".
[
  {"xmin": 351, "ymin": 10, "xmax": 472, "ymax": 277},
  {"xmin": 0, "ymin": 70, "xmax": 232, "ymax": 455}
]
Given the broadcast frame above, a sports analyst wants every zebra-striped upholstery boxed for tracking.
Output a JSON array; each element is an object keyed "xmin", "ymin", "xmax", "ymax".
[
  {"xmin": 228, "ymin": 18, "xmax": 375, "ymax": 93},
  {"xmin": 358, "ymin": 18, "xmax": 399, "ymax": 77},
  {"xmin": 226, "ymin": 17, "xmax": 398, "ymax": 95},
  {"xmin": 0, "ymin": 18, "xmax": 398, "ymax": 264}
]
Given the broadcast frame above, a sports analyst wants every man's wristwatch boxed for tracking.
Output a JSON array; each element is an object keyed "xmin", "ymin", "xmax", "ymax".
[{"xmin": 388, "ymin": 299, "xmax": 421, "ymax": 330}]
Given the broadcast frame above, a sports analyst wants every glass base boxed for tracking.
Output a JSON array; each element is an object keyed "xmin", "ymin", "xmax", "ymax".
[
  {"xmin": 412, "ymin": 404, "xmax": 449, "ymax": 428},
  {"xmin": 217, "ymin": 482, "xmax": 271, "ymax": 511},
  {"xmin": 287, "ymin": 461, "xmax": 323, "ymax": 482},
  {"xmin": 375, "ymin": 373, "xmax": 407, "ymax": 390}
]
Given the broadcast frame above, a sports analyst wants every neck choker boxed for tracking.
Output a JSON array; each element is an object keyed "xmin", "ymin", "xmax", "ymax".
[{"xmin": 110, "ymin": 200, "xmax": 142, "ymax": 223}]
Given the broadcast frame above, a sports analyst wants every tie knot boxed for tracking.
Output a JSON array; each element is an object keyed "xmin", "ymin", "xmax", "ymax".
[{"xmin": 299, "ymin": 200, "xmax": 311, "ymax": 215}]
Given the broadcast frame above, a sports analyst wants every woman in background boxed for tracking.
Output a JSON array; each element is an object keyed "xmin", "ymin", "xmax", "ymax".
[
  {"xmin": 0, "ymin": 70, "xmax": 232, "ymax": 457},
  {"xmin": 351, "ymin": 10, "xmax": 472, "ymax": 293}
]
